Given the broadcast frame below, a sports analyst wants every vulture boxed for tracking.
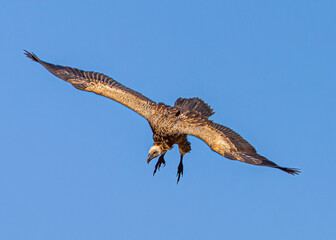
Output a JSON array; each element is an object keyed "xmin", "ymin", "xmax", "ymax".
[{"xmin": 25, "ymin": 50, "xmax": 300, "ymax": 183}]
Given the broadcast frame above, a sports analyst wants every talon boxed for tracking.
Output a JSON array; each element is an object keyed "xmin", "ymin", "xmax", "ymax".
[
  {"xmin": 153, "ymin": 154, "xmax": 166, "ymax": 176},
  {"xmin": 176, "ymin": 155, "xmax": 184, "ymax": 184}
]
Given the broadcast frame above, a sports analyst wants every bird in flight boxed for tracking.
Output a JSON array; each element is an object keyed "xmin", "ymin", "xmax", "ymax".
[{"xmin": 25, "ymin": 50, "xmax": 300, "ymax": 183}]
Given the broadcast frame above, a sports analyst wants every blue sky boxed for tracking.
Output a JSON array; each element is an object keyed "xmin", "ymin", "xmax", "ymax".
[{"xmin": 1, "ymin": 0, "xmax": 335, "ymax": 239}]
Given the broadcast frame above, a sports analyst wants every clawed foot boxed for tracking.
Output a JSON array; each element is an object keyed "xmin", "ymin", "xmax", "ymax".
[
  {"xmin": 153, "ymin": 154, "xmax": 166, "ymax": 176},
  {"xmin": 176, "ymin": 156, "xmax": 184, "ymax": 184}
]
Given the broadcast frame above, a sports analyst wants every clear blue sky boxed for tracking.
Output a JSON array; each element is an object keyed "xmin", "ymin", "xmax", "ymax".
[{"xmin": 1, "ymin": 1, "xmax": 335, "ymax": 239}]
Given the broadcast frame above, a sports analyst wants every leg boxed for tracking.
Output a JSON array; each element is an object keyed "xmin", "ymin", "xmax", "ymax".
[
  {"xmin": 176, "ymin": 137, "xmax": 190, "ymax": 183},
  {"xmin": 176, "ymin": 155, "xmax": 184, "ymax": 184},
  {"xmin": 153, "ymin": 154, "xmax": 166, "ymax": 176}
]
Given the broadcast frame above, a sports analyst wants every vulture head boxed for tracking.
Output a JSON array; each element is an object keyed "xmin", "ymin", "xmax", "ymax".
[{"xmin": 147, "ymin": 145, "xmax": 165, "ymax": 163}]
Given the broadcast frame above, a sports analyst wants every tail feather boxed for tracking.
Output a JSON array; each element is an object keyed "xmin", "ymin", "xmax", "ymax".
[{"xmin": 174, "ymin": 97, "xmax": 214, "ymax": 118}]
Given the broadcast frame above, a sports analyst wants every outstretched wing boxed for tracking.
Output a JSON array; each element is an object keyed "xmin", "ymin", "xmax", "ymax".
[
  {"xmin": 25, "ymin": 50, "xmax": 156, "ymax": 119},
  {"xmin": 173, "ymin": 114, "xmax": 300, "ymax": 175}
]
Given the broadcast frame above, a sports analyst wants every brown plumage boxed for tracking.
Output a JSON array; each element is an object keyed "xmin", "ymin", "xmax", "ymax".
[{"xmin": 25, "ymin": 50, "xmax": 300, "ymax": 183}]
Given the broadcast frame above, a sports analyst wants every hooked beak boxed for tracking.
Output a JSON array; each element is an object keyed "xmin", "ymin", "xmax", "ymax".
[{"xmin": 147, "ymin": 154, "xmax": 155, "ymax": 164}]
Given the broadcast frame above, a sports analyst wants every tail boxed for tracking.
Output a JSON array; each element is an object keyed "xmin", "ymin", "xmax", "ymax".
[
  {"xmin": 174, "ymin": 97, "xmax": 214, "ymax": 118},
  {"xmin": 227, "ymin": 152, "xmax": 301, "ymax": 175}
]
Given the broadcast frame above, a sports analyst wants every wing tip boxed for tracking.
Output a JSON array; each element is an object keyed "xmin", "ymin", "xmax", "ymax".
[
  {"xmin": 233, "ymin": 152, "xmax": 301, "ymax": 176},
  {"xmin": 277, "ymin": 167, "xmax": 301, "ymax": 175},
  {"xmin": 24, "ymin": 49, "xmax": 40, "ymax": 62}
]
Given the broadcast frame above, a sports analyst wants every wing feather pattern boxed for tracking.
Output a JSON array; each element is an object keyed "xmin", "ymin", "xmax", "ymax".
[
  {"xmin": 25, "ymin": 50, "xmax": 156, "ymax": 119},
  {"xmin": 174, "ymin": 116, "xmax": 300, "ymax": 175}
]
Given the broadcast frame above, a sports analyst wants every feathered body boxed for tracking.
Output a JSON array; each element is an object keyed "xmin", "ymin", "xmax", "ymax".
[{"xmin": 25, "ymin": 50, "xmax": 300, "ymax": 182}]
